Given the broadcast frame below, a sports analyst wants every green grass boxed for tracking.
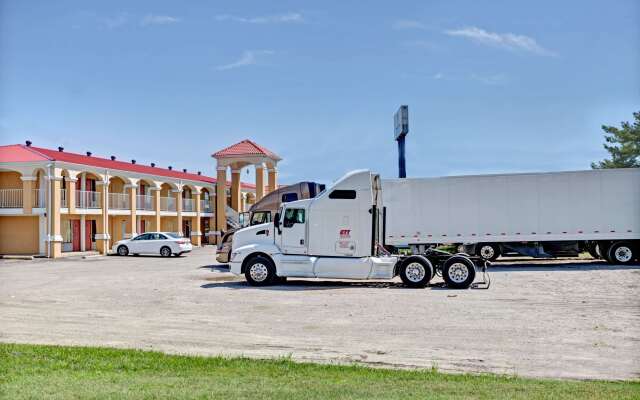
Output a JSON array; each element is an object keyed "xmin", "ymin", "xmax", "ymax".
[{"xmin": 0, "ymin": 343, "xmax": 637, "ymax": 399}]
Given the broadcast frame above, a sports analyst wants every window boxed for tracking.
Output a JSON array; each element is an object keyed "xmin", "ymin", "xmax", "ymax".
[
  {"xmin": 283, "ymin": 208, "xmax": 305, "ymax": 228},
  {"xmin": 251, "ymin": 211, "xmax": 271, "ymax": 225},
  {"xmin": 165, "ymin": 233, "xmax": 181, "ymax": 239},
  {"xmin": 329, "ymin": 190, "xmax": 356, "ymax": 199},
  {"xmin": 156, "ymin": 234, "xmax": 168, "ymax": 240},
  {"xmin": 133, "ymin": 233, "xmax": 151, "ymax": 240},
  {"xmin": 281, "ymin": 193, "xmax": 298, "ymax": 203}
]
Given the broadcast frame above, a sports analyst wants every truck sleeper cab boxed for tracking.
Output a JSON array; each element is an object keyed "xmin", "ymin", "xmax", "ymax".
[{"xmin": 229, "ymin": 170, "xmax": 484, "ymax": 289}]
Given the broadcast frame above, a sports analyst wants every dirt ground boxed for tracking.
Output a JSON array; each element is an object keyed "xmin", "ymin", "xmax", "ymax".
[{"xmin": 1, "ymin": 247, "xmax": 638, "ymax": 380}]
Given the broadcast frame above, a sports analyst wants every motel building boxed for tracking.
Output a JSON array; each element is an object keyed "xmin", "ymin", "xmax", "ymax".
[{"xmin": 0, "ymin": 139, "xmax": 281, "ymax": 258}]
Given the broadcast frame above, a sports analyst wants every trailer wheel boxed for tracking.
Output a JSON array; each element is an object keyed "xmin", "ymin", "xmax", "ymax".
[
  {"xmin": 442, "ymin": 256, "xmax": 476, "ymax": 289},
  {"xmin": 477, "ymin": 244, "xmax": 500, "ymax": 261},
  {"xmin": 607, "ymin": 242, "xmax": 636, "ymax": 265},
  {"xmin": 244, "ymin": 255, "xmax": 276, "ymax": 286},
  {"xmin": 399, "ymin": 256, "xmax": 433, "ymax": 288}
]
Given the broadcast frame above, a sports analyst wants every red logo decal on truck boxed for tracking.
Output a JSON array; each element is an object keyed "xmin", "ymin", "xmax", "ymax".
[{"xmin": 339, "ymin": 229, "xmax": 351, "ymax": 238}]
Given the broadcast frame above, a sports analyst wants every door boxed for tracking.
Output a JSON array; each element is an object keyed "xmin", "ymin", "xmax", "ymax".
[
  {"xmin": 128, "ymin": 233, "xmax": 150, "ymax": 253},
  {"xmin": 279, "ymin": 207, "xmax": 307, "ymax": 254},
  {"xmin": 85, "ymin": 220, "xmax": 93, "ymax": 250},
  {"xmin": 182, "ymin": 220, "xmax": 191, "ymax": 239},
  {"xmin": 72, "ymin": 220, "xmax": 81, "ymax": 251}
]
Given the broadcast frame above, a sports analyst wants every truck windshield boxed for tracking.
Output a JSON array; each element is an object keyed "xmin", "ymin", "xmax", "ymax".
[{"xmin": 250, "ymin": 211, "xmax": 271, "ymax": 225}]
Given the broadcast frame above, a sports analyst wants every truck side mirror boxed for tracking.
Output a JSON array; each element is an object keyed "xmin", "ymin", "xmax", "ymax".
[{"xmin": 273, "ymin": 212, "xmax": 281, "ymax": 234}]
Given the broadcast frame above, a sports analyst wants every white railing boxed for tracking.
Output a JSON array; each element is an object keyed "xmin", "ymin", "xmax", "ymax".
[
  {"xmin": 0, "ymin": 189, "xmax": 23, "ymax": 208},
  {"xmin": 137, "ymin": 195, "xmax": 154, "ymax": 210},
  {"xmin": 183, "ymin": 198, "xmax": 194, "ymax": 212},
  {"xmin": 60, "ymin": 189, "xmax": 67, "ymax": 207},
  {"xmin": 109, "ymin": 193, "xmax": 130, "ymax": 210},
  {"xmin": 33, "ymin": 189, "xmax": 44, "ymax": 208},
  {"xmin": 76, "ymin": 190, "xmax": 101, "ymax": 209},
  {"xmin": 200, "ymin": 200, "xmax": 213, "ymax": 213},
  {"xmin": 160, "ymin": 196, "xmax": 176, "ymax": 211}
]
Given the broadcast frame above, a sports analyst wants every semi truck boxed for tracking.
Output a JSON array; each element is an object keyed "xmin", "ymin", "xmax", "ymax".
[{"xmin": 228, "ymin": 168, "xmax": 639, "ymax": 288}]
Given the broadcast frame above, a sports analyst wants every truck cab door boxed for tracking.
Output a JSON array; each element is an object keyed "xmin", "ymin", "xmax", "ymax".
[{"xmin": 278, "ymin": 207, "xmax": 307, "ymax": 255}]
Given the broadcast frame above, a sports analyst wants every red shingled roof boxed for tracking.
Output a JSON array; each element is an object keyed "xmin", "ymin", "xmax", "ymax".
[
  {"xmin": 0, "ymin": 144, "xmax": 50, "ymax": 162},
  {"xmin": 0, "ymin": 144, "xmax": 256, "ymax": 189},
  {"xmin": 212, "ymin": 139, "xmax": 281, "ymax": 160}
]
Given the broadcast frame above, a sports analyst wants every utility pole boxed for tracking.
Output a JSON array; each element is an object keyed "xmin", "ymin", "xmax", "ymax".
[{"xmin": 394, "ymin": 105, "xmax": 409, "ymax": 178}]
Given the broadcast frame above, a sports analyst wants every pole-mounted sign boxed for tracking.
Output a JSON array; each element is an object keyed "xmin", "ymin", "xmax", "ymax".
[{"xmin": 394, "ymin": 105, "xmax": 409, "ymax": 178}]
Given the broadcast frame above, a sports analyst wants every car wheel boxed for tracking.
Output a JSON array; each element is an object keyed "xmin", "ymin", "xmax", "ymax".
[
  {"xmin": 160, "ymin": 246, "xmax": 172, "ymax": 257},
  {"xmin": 117, "ymin": 245, "xmax": 129, "ymax": 256},
  {"xmin": 244, "ymin": 255, "xmax": 276, "ymax": 286},
  {"xmin": 442, "ymin": 255, "xmax": 476, "ymax": 289},
  {"xmin": 399, "ymin": 256, "xmax": 433, "ymax": 288},
  {"xmin": 607, "ymin": 242, "xmax": 636, "ymax": 265},
  {"xmin": 477, "ymin": 244, "xmax": 500, "ymax": 261}
]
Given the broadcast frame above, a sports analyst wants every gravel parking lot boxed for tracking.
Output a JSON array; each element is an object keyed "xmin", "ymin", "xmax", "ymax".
[{"xmin": 1, "ymin": 247, "xmax": 638, "ymax": 380}]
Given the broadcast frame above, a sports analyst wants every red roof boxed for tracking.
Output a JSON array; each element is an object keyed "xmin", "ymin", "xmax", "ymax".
[
  {"xmin": 212, "ymin": 139, "xmax": 281, "ymax": 160},
  {"xmin": 0, "ymin": 144, "xmax": 256, "ymax": 189},
  {"xmin": 0, "ymin": 144, "xmax": 49, "ymax": 162}
]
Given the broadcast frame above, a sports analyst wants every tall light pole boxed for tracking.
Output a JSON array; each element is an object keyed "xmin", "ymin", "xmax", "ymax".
[{"xmin": 394, "ymin": 105, "xmax": 409, "ymax": 178}]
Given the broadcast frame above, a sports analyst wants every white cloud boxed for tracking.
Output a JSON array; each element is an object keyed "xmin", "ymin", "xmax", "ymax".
[
  {"xmin": 102, "ymin": 13, "xmax": 128, "ymax": 29},
  {"xmin": 445, "ymin": 26, "xmax": 556, "ymax": 56},
  {"xmin": 392, "ymin": 20, "xmax": 427, "ymax": 30},
  {"xmin": 215, "ymin": 12, "xmax": 303, "ymax": 24},
  {"xmin": 216, "ymin": 50, "xmax": 275, "ymax": 71},
  {"xmin": 432, "ymin": 72, "xmax": 444, "ymax": 80},
  {"xmin": 141, "ymin": 15, "xmax": 181, "ymax": 26}
]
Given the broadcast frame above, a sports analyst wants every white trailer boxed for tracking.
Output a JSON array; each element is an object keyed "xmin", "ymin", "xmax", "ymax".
[
  {"xmin": 229, "ymin": 170, "xmax": 489, "ymax": 289},
  {"xmin": 382, "ymin": 168, "xmax": 640, "ymax": 263}
]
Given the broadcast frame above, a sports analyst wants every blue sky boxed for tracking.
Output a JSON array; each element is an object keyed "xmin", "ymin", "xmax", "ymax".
[{"xmin": 1, "ymin": 0, "xmax": 638, "ymax": 184}]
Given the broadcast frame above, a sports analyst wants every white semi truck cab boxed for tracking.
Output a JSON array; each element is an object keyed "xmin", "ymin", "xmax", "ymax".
[{"xmin": 229, "ymin": 170, "xmax": 485, "ymax": 289}]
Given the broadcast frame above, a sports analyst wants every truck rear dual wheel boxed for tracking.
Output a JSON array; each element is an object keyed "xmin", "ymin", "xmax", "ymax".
[
  {"xmin": 244, "ymin": 255, "xmax": 276, "ymax": 286},
  {"xmin": 442, "ymin": 256, "xmax": 476, "ymax": 289},
  {"xmin": 399, "ymin": 256, "xmax": 434, "ymax": 288}
]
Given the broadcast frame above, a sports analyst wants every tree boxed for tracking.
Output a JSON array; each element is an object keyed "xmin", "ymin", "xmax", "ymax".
[{"xmin": 591, "ymin": 111, "xmax": 640, "ymax": 169}]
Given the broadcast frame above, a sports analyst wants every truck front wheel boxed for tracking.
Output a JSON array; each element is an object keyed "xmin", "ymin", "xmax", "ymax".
[
  {"xmin": 442, "ymin": 256, "xmax": 476, "ymax": 289},
  {"xmin": 399, "ymin": 256, "xmax": 433, "ymax": 288},
  {"xmin": 244, "ymin": 255, "xmax": 276, "ymax": 286}
]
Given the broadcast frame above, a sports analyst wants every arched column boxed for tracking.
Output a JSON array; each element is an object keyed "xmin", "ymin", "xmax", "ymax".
[
  {"xmin": 267, "ymin": 166, "xmax": 277, "ymax": 194},
  {"xmin": 231, "ymin": 168, "xmax": 242, "ymax": 212},
  {"xmin": 255, "ymin": 163, "xmax": 265, "ymax": 201},
  {"xmin": 215, "ymin": 166, "xmax": 227, "ymax": 240}
]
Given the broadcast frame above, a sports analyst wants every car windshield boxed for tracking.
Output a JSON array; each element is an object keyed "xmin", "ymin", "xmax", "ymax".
[{"xmin": 165, "ymin": 233, "xmax": 181, "ymax": 239}]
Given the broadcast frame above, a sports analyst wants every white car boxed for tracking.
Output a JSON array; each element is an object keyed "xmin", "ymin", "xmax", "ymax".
[{"xmin": 112, "ymin": 232, "xmax": 192, "ymax": 257}]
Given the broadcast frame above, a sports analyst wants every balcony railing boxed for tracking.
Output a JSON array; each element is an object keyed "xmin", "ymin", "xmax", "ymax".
[
  {"xmin": 183, "ymin": 198, "xmax": 194, "ymax": 212},
  {"xmin": 33, "ymin": 189, "xmax": 44, "ymax": 208},
  {"xmin": 76, "ymin": 190, "xmax": 101, "ymax": 209},
  {"xmin": 136, "ymin": 194, "xmax": 154, "ymax": 211},
  {"xmin": 0, "ymin": 189, "xmax": 23, "ymax": 208},
  {"xmin": 200, "ymin": 199, "xmax": 213, "ymax": 213},
  {"xmin": 109, "ymin": 192, "xmax": 130, "ymax": 210},
  {"xmin": 60, "ymin": 189, "xmax": 67, "ymax": 207},
  {"xmin": 160, "ymin": 196, "xmax": 176, "ymax": 211}
]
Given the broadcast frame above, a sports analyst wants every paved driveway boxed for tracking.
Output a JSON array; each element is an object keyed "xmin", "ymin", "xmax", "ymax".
[{"xmin": 1, "ymin": 247, "xmax": 638, "ymax": 380}]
